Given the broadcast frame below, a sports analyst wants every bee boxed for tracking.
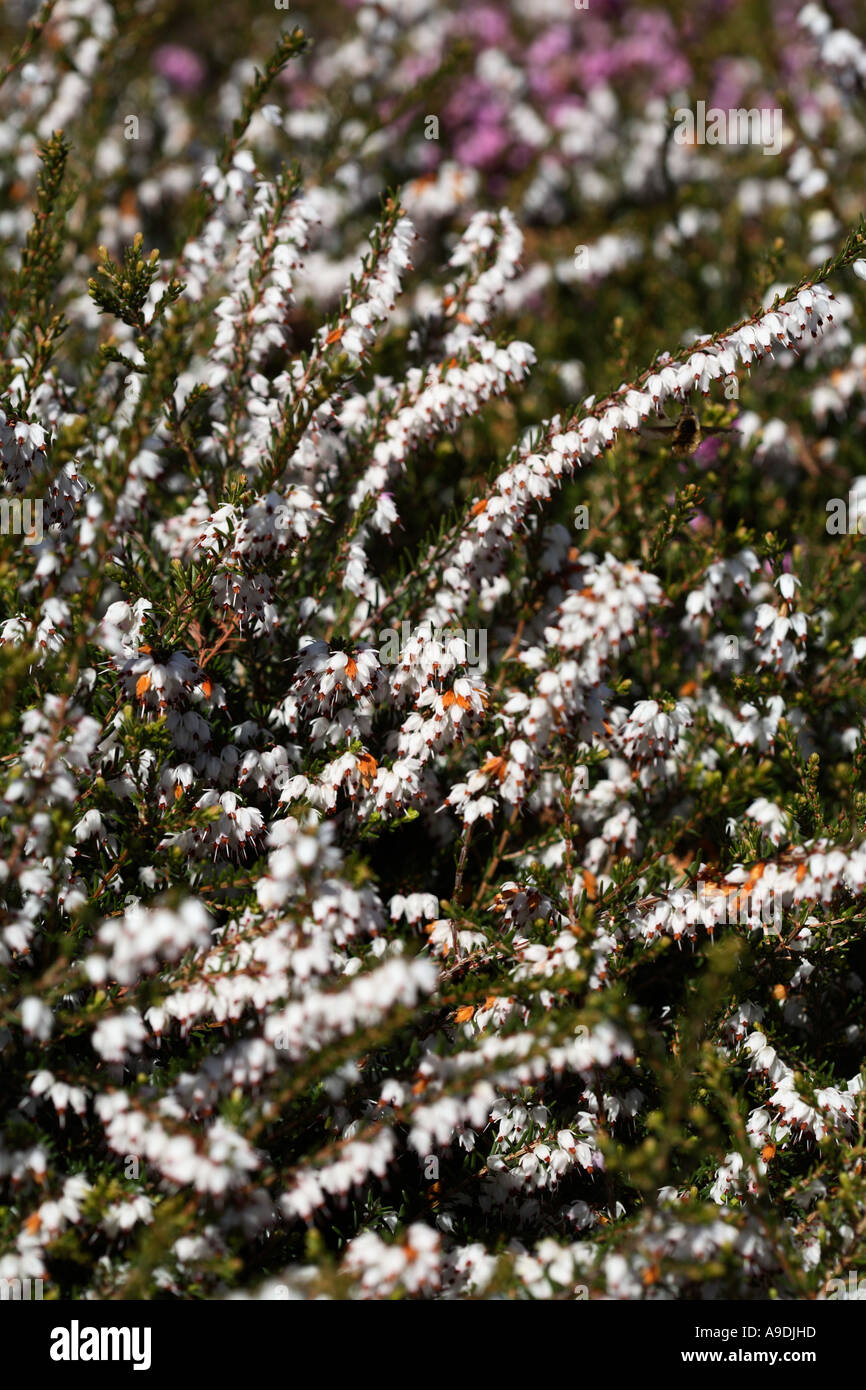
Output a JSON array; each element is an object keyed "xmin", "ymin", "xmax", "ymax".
[{"xmin": 639, "ymin": 402, "xmax": 732, "ymax": 456}]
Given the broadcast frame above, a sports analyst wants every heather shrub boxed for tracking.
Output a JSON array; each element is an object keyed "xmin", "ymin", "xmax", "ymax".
[{"xmin": 2, "ymin": 0, "xmax": 866, "ymax": 1301}]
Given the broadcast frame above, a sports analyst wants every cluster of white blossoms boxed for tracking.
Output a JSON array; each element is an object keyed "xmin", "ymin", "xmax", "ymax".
[
  {"xmin": 84, "ymin": 900, "xmax": 213, "ymax": 986},
  {"xmin": 206, "ymin": 179, "xmax": 319, "ymax": 390},
  {"xmin": 96, "ymin": 1094, "xmax": 260, "ymax": 1195},
  {"xmin": 798, "ymin": 3, "xmax": 866, "ymax": 84}
]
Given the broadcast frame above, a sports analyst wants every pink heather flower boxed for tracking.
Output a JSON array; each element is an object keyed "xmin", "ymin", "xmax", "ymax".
[
  {"xmin": 694, "ymin": 434, "xmax": 721, "ymax": 464},
  {"xmin": 454, "ymin": 125, "xmax": 509, "ymax": 170},
  {"xmin": 462, "ymin": 6, "xmax": 509, "ymax": 45},
  {"xmin": 527, "ymin": 26, "xmax": 573, "ymax": 69},
  {"xmin": 152, "ymin": 44, "xmax": 206, "ymax": 92}
]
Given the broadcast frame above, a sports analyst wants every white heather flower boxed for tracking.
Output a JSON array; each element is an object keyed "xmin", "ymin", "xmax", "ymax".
[
  {"xmin": 746, "ymin": 798, "xmax": 791, "ymax": 847},
  {"xmin": 102, "ymin": 1195, "xmax": 154, "ymax": 1235},
  {"xmin": 85, "ymin": 900, "xmax": 212, "ymax": 985},
  {"xmin": 92, "ymin": 1009, "xmax": 147, "ymax": 1062},
  {"xmin": 776, "ymin": 573, "xmax": 801, "ymax": 601},
  {"xmin": 20, "ymin": 998, "xmax": 53, "ymax": 1040}
]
